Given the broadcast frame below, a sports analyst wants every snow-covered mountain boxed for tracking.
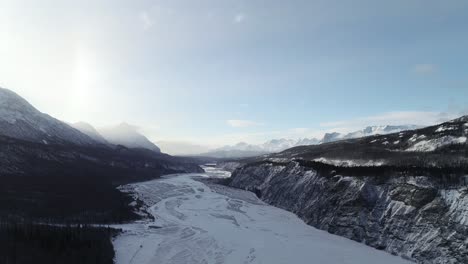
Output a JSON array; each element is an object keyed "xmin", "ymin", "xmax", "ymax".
[
  {"xmin": 342, "ymin": 125, "xmax": 420, "ymax": 140},
  {"xmin": 98, "ymin": 123, "xmax": 161, "ymax": 152},
  {"xmin": 261, "ymin": 138, "xmax": 298, "ymax": 152},
  {"xmin": 203, "ymin": 125, "xmax": 418, "ymax": 158},
  {"xmin": 201, "ymin": 142, "xmax": 266, "ymax": 158},
  {"xmin": 320, "ymin": 125, "xmax": 420, "ymax": 143},
  {"xmin": 219, "ymin": 142, "xmax": 263, "ymax": 152},
  {"xmin": 0, "ymin": 87, "xmax": 97, "ymax": 145},
  {"xmin": 321, "ymin": 132, "xmax": 343, "ymax": 143},
  {"xmin": 71, "ymin": 122, "xmax": 109, "ymax": 144}
]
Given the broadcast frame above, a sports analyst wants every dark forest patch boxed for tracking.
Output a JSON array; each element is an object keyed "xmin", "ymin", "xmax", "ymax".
[{"xmin": 0, "ymin": 222, "xmax": 117, "ymax": 264}]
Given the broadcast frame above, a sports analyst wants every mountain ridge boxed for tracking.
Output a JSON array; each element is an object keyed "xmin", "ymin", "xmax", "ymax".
[
  {"xmin": 201, "ymin": 124, "xmax": 419, "ymax": 158},
  {"xmin": 98, "ymin": 122, "xmax": 161, "ymax": 153},
  {"xmin": 0, "ymin": 87, "xmax": 98, "ymax": 146},
  {"xmin": 71, "ymin": 121, "xmax": 109, "ymax": 144}
]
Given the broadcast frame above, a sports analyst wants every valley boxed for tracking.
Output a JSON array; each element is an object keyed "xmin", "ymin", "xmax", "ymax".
[{"xmin": 112, "ymin": 167, "xmax": 412, "ymax": 264}]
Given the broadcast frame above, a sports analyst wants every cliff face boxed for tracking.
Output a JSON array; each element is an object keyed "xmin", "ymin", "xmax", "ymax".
[
  {"xmin": 228, "ymin": 161, "xmax": 468, "ymax": 264},
  {"xmin": 217, "ymin": 161, "xmax": 243, "ymax": 172}
]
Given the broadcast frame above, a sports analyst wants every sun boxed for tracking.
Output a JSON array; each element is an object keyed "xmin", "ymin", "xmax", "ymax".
[{"xmin": 72, "ymin": 46, "xmax": 98, "ymax": 111}]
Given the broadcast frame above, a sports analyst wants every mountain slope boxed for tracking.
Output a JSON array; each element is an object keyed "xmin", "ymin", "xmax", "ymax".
[
  {"xmin": 272, "ymin": 117, "xmax": 467, "ymax": 167},
  {"xmin": 71, "ymin": 122, "xmax": 109, "ymax": 144},
  {"xmin": 0, "ymin": 88, "xmax": 97, "ymax": 146},
  {"xmin": 99, "ymin": 123, "xmax": 161, "ymax": 153}
]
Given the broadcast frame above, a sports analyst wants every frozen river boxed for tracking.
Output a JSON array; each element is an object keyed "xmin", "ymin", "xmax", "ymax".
[{"xmin": 113, "ymin": 167, "xmax": 412, "ymax": 264}]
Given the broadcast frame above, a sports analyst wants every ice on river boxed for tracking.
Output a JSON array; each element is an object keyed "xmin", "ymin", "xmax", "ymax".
[{"xmin": 113, "ymin": 169, "xmax": 412, "ymax": 264}]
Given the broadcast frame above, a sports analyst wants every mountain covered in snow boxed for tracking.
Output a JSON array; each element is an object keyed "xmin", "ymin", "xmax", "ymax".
[
  {"xmin": 98, "ymin": 123, "xmax": 161, "ymax": 153},
  {"xmin": 321, "ymin": 125, "xmax": 420, "ymax": 143},
  {"xmin": 0, "ymin": 87, "xmax": 97, "ymax": 146},
  {"xmin": 200, "ymin": 143, "xmax": 268, "ymax": 159},
  {"xmin": 203, "ymin": 125, "xmax": 418, "ymax": 158},
  {"xmin": 230, "ymin": 115, "xmax": 468, "ymax": 168}
]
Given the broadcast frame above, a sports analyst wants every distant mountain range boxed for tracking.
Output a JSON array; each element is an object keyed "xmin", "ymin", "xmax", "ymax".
[{"xmin": 201, "ymin": 125, "xmax": 420, "ymax": 158}]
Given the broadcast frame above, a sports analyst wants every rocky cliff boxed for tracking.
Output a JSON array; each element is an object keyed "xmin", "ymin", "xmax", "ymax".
[{"xmin": 228, "ymin": 161, "xmax": 468, "ymax": 263}]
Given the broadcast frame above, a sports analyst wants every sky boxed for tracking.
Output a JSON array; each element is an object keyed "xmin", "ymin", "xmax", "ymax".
[{"xmin": 1, "ymin": 0, "xmax": 468, "ymax": 153}]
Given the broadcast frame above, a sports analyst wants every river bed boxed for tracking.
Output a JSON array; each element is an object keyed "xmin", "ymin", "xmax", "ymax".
[{"xmin": 112, "ymin": 167, "xmax": 411, "ymax": 264}]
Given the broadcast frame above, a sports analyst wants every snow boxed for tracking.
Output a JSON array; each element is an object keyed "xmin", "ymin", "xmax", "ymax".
[
  {"xmin": 200, "ymin": 165, "xmax": 231, "ymax": 178},
  {"xmin": 268, "ymin": 157, "xmax": 291, "ymax": 163},
  {"xmin": 408, "ymin": 134, "xmax": 418, "ymax": 143},
  {"xmin": 113, "ymin": 169, "xmax": 410, "ymax": 264},
  {"xmin": 406, "ymin": 136, "xmax": 467, "ymax": 152},
  {"xmin": 393, "ymin": 140, "xmax": 400, "ymax": 144},
  {"xmin": 0, "ymin": 87, "xmax": 96, "ymax": 145},
  {"xmin": 435, "ymin": 126, "xmax": 456, "ymax": 132},
  {"xmin": 440, "ymin": 189, "xmax": 468, "ymax": 226},
  {"xmin": 382, "ymin": 141, "xmax": 389, "ymax": 145},
  {"xmin": 314, "ymin": 157, "xmax": 385, "ymax": 167},
  {"xmin": 207, "ymin": 125, "xmax": 418, "ymax": 157},
  {"xmin": 386, "ymin": 200, "xmax": 415, "ymax": 218}
]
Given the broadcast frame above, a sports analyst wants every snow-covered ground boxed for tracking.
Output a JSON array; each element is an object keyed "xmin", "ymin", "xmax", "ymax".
[
  {"xmin": 405, "ymin": 135, "xmax": 466, "ymax": 152},
  {"xmin": 313, "ymin": 157, "xmax": 385, "ymax": 167},
  {"xmin": 112, "ymin": 168, "xmax": 412, "ymax": 264}
]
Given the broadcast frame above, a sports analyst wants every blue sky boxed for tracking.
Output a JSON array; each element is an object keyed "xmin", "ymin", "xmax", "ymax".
[{"xmin": 1, "ymin": 0, "xmax": 467, "ymax": 151}]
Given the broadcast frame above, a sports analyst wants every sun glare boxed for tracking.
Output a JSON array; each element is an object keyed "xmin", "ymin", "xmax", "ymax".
[{"xmin": 72, "ymin": 46, "xmax": 98, "ymax": 109}]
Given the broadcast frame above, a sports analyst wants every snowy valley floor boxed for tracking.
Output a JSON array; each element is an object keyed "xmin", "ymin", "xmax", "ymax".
[{"xmin": 112, "ymin": 169, "xmax": 413, "ymax": 264}]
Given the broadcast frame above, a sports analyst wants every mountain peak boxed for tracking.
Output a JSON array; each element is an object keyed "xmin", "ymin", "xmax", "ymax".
[
  {"xmin": 0, "ymin": 87, "xmax": 97, "ymax": 145},
  {"xmin": 0, "ymin": 87, "xmax": 41, "ymax": 123}
]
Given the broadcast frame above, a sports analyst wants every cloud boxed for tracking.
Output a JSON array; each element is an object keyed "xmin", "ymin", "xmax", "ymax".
[
  {"xmin": 139, "ymin": 11, "xmax": 154, "ymax": 30},
  {"xmin": 320, "ymin": 111, "xmax": 459, "ymax": 131},
  {"xmin": 227, "ymin": 119, "xmax": 262, "ymax": 128},
  {"xmin": 413, "ymin": 64, "xmax": 437, "ymax": 74},
  {"xmin": 233, "ymin": 13, "xmax": 245, "ymax": 23}
]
